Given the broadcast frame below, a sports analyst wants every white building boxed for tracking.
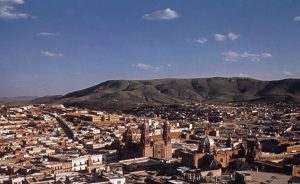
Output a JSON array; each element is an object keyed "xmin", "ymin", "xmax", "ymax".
[
  {"xmin": 71, "ymin": 154, "xmax": 104, "ymax": 171},
  {"xmin": 90, "ymin": 154, "xmax": 103, "ymax": 165},
  {"xmin": 72, "ymin": 156, "xmax": 88, "ymax": 171}
]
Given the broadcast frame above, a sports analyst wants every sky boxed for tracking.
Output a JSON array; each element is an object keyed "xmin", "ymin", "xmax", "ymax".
[{"xmin": 0, "ymin": 0, "xmax": 300, "ymax": 97}]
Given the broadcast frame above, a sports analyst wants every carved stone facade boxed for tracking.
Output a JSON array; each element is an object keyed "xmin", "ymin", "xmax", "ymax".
[{"xmin": 121, "ymin": 120, "xmax": 172, "ymax": 160}]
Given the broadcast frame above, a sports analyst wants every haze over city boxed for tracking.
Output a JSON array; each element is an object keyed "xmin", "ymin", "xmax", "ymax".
[{"xmin": 1, "ymin": 0, "xmax": 300, "ymax": 97}]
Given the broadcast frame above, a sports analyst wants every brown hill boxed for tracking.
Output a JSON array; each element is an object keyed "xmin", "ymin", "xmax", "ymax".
[{"xmin": 33, "ymin": 77, "xmax": 300, "ymax": 110}]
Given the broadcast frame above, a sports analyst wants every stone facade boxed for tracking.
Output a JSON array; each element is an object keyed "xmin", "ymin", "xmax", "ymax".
[{"xmin": 122, "ymin": 120, "xmax": 172, "ymax": 159}]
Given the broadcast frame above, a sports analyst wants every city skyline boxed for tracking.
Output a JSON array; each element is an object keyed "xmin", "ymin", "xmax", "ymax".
[{"xmin": 1, "ymin": 0, "xmax": 300, "ymax": 97}]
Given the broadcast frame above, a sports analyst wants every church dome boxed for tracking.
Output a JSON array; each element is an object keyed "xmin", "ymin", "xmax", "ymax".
[{"xmin": 203, "ymin": 136, "xmax": 215, "ymax": 146}]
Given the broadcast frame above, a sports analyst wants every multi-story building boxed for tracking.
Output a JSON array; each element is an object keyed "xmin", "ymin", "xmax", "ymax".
[{"xmin": 72, "ymin": 154, "xmax": 104, "ymax": 171}]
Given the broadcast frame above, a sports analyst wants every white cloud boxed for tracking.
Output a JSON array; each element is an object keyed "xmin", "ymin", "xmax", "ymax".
[
  {"xmin": 222, "ymin": 51, "xmax": 272, "ymax": 62},
  {"xmin": 194, "ymin": 38, "xmax": 208, "ymax": 44},
  {"xmin": 214, "ymin": 32, "xmax": 240, "ymax": 41},
  {"xmin": 0, "ymin": 0, "xmax": 31, "ymax": 20},
  {"xmin": 0, "ymin": 5, "xmax": 27, "ymax": 19},
  {"xmin": 143, "ymin": 8, "xmax": 179, "ymax": 20},
  {"xmin": 283, "ymin": 71, "xmax": 294, "ymax": 76},
  {"xmin": 293, "ymin": 16, "xmax": 300, "ymax": 22},
  {"xmin": 228, "ymin": 32, "xmax": 240, "ymax": 40},
  {"xmin": 41, "ymin": 51, "xmax": 63, "ymax": 57},
  {"xmin": 0, "ymin": 0, "xmax": 24, "ymax": 5},
  {"xmin": 37, "ymin": 32, "xmax": 59, "ymax": 36},
  {"xmin": 214, "ymin": 34, "xmax": 226, "ymax": 41},
  {"xmin": 132, "ymin": 63, "xmax": 161, "ymax": 72}
]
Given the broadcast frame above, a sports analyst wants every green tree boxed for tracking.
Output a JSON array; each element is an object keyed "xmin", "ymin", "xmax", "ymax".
[{"xmin": 229, "ymin": 159, "xmax": 249, "ymax": 171}]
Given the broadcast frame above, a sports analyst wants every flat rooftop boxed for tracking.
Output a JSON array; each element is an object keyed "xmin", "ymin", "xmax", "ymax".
[{"xmin": 248, "ymin": 171, "xmax": 292, "ymax": 184}]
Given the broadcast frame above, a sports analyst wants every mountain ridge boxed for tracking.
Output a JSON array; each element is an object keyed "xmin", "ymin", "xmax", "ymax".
[{"xmin": 31, "ymin": 77, "xmax": 300, "ymax": 110}]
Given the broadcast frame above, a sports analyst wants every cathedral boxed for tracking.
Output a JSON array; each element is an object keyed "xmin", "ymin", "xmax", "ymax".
[{"xmin": 120, "ymin": 119, "xmax": 172, "ymax": 160}]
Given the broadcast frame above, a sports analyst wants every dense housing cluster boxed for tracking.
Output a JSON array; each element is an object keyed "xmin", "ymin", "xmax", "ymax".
[{"xmin": 0, "ymin": 102, "xmax": 299, "ymax": 183}]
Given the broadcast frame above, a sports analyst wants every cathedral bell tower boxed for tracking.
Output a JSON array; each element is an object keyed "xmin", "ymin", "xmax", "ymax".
[
  {"xmin": 163, "ymin": 118, "xmax": 172, "ymax": 159},
  {"xmin": 140, "ymin": 120, "xmax": 152, "ymax": 157}
]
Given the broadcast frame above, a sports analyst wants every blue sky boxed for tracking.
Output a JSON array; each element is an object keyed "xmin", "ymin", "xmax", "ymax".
[{"xmin": 0, "ymin": 0, "xmax": 300, "ymax": 97}]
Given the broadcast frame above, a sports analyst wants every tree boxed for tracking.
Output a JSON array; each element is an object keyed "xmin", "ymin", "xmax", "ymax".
[{"xmin": 229, "ymin": 159, "xmax": 249, "ymax": 171}]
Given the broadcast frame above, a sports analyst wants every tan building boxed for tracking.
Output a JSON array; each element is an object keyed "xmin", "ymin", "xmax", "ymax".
[
  {"xmin": 292, "ymin": 165, "xmax": 300, "ymax": 176},
  {"xmin": 81, "ymin": 114, "xmax": 102, "ymax": 122},
  {"xmin": 102, "ymin": 114, "xmax": 120, "ymax": 122},
  {"xmin": 42, "ymin": 162, "xmax": 72, "ymax": 175}
]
